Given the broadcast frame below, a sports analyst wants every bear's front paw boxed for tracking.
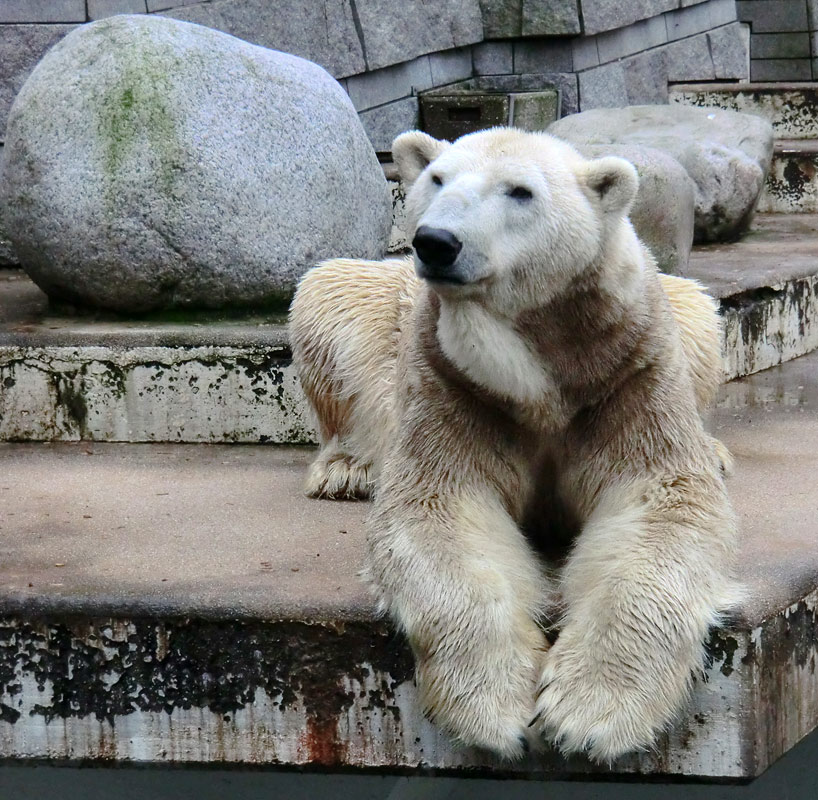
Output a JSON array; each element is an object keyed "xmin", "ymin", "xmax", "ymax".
[
  {"xmin": 422, "ymin": 682, "xmax": 535, "ymax": 761},
  {"xmin": 417, "ymin": 618, "xmax": 549, "ymax": 760},
  {"xmin": 530, "ymin": 629, "xmax": 683, "ymax": 763}
]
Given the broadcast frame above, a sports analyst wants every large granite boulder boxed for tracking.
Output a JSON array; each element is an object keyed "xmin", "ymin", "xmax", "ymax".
[
  {"xmin": 0, "ymin": 15, "xmax": 391, "ymax": 312},
  {"xmin": 579, "ymin": 144, "xmax": 695, "ymax": 274},
  {"xmin": 550, "ymin": 105, "xmax": 774, "ymax": 243}
]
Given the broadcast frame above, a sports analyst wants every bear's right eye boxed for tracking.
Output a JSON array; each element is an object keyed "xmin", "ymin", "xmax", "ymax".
[{"xmin": 431, "ymin": 174, "xmax": 443, "ymax": 186}]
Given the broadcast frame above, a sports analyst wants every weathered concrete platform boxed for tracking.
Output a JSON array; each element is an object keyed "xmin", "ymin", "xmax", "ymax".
[
  {"xmin": 1, "ymin": 214, "xmax": 817, "ymax": 444},
  {"xmin": 0, "ymin": 270, "xmax": 312, "ymax": 444},
  {"xmin": 1, "ymin": 350, "xmax": 818, "ymax": 780},
  {"xmin": 686, "ymin": 214, "xmax": 818, "ymax": 380}
]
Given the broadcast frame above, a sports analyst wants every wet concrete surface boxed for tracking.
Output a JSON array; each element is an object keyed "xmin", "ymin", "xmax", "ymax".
[
  {"xmin": 711, "ymin": 350, "xmax": 818, "ymax": 625},
  {"xmin": 0, "ymin": 350, "xmax": 815, "ymax": 630},
  {"xmin": 686, "ymin": 214, "xmax": 818, "ymax": 297},
  {"xmin": 0, "ymin": 270, "xmax": 290, "ymax": 348}
]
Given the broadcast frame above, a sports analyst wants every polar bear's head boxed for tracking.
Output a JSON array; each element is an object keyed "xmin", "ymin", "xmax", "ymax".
[{"xmin": 392, "ymin": 128, "xmax": 639, "ymax": 312}]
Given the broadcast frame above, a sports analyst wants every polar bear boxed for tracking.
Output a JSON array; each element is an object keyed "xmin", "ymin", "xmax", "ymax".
[{"xmin": 290, "ymin": 128, "xmax": 739, "ymax": 762}]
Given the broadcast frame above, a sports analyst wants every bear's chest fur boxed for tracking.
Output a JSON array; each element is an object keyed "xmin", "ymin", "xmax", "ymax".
[
  {"xmin": 425, "ymin": 272, "xmax": 667, "ymax": 427},
  {"xmin": 415, "ymin": 272, "xmax": 690, "ymax": 564},
  {"xmin": 436, "ymin": 299, "xmax": 561, "ymax": 410}
]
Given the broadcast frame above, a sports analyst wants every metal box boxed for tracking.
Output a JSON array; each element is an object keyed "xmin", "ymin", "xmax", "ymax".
[{"xmin": 419, "ymin": 74, "xmax": 561, "ymax": 141}]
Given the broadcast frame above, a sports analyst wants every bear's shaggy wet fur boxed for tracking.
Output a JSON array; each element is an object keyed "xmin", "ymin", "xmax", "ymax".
[{"xmin": 290, "ymin": 128, "xmax": 739, "ymax": 762}]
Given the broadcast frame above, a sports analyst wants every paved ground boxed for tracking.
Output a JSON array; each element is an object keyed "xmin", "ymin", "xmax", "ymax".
[
  {"xmin": 0, "ymin": 443, "xmax": 371, "ymax": 621},
  {"xmin": 0, "ymin": 350, "xmax": 816, "ymax": 629}
]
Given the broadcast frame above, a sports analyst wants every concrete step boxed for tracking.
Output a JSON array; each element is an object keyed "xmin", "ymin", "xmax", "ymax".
[
  {"xmin": 757, "ymin": 139, "xmax": 818, "ymax": 213},
  {"xmin": 685, "ymin": 214, "xmax": 818, "ymax": 379},
  {"xmin": 1, "ymin": 214, "xmax": 816, "ymax": 444},
  {"xmin": 1, "ymin": 350, "xmax": 817, "ymax": 777},
  {"xmin": 669, "ymin": 82, "xmax": 818, "ymax": 140},
  {"xmin": 0, "ymin": 272, "xmax": 312, "ymax": 444}
]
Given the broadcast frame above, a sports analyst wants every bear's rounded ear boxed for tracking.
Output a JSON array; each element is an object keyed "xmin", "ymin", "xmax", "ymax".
[
  {"xmin": 576, "ymin": 156, "xmax": 639, "ymax": 215},
  {"xmin": 392, "ymin": 131, "xmax": 451, "ymax": 187}
]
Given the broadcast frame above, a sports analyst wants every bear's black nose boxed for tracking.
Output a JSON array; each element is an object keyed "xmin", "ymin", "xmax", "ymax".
[{"xmin": 413, "ymin": 226, "xmax": 463, "ymax": 270}]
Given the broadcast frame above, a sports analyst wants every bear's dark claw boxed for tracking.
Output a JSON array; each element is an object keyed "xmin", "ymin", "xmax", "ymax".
[{"xmin": 535, "ymin": 681, "xmax": 552, "ymax": 699}]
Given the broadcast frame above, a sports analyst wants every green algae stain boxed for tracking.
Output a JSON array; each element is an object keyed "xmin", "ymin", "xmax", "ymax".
[
  {"xmin": 100, "ymin": 41, "xmax": 187, "ymax": 206},
  {"xmin": 105, "ymin": 87, "xmax": 136, "ymax": 171}
]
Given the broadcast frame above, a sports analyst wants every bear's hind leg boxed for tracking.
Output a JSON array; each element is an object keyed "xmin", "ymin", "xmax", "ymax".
[
  {"xmin": 661, "ymin": 274, "xmax": 734, "ymax": 476},
  {"xmin": 290, "ymin": 257, "xmax": 417, "ymax": 500},
  {"xmin": 660, "ymin": 273, "xmax": 723, "ymax": 412},
  {"xmin": 304, "ymin": 436, "xmax": 374, "ymax": 500}
]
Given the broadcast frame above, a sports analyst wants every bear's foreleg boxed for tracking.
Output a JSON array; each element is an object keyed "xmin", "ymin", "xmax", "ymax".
[
  {"xmin": 531, "ymin": 475, "xmax": 740, "ymax": 762},
  {"xmin": 367, "ymin": 474, "xmax": 554, "ymax": 758}
]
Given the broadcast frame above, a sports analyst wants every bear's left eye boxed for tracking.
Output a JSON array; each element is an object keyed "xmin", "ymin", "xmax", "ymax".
[
  {"xmin": 508, "ymin": 186, "xmax": 533, "ymax": 201},
  {"xmin": 431, "ymin": 174, "xmax": 443, "ymax": 186}
]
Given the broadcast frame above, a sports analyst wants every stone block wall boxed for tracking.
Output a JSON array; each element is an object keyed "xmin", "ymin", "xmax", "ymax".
[
  {"xmin": 350, "ymin": 0, "xmax": 748, "ymax": 151},
  {"xmin": 0, "ymin": 0, "xmax": 749, "ymax": 155},
  {"xmin": 737, "ymin": 0, "xmax": 818, "ymax": 80}
]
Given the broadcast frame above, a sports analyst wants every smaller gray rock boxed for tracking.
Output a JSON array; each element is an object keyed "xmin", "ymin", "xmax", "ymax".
[
  {"xmin": 549, "ymin": 105, "xmax": 774, "ymax": 242},
  {"xmin": 578, "ymin": 144, "xmax": 695, "ymax": 275}
]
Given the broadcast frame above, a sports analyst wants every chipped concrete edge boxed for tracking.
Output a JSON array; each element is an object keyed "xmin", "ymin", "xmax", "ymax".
[
  {"xmin": 669, "ymin": 86, "xmax": 818, "ymax": 141},
  {"xmin": 757, "ymin": 147, "xmax": 818, "ymax": 214},
  {"xmin": 0, "ymin": 344, "xmax": 316, "ymax": 444},
  {"xmin": 743, "ymin": 591, "xmax": 818, "ymax": 777},
  {"xmin": 0, "ymin": 591, "xmax": 816, "ymax": 779},
  {"xmin": 722, "ymin": 273, "xmax": 818, "ymax": 381}
]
